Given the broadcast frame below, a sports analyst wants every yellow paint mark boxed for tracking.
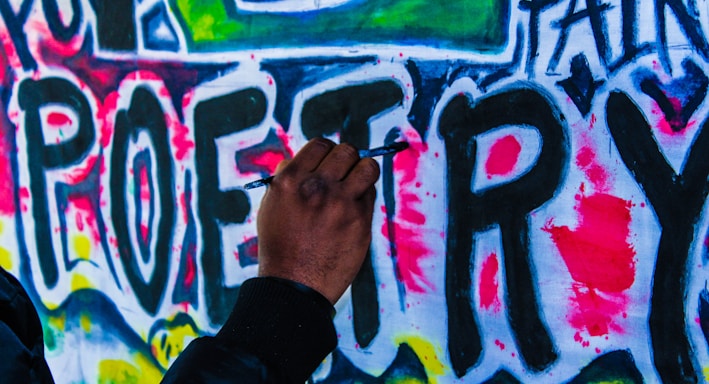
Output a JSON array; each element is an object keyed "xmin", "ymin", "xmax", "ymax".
[
  {"xmin": 72, "ymin": 234, "xmax": 92, "ymax": 260},
  {"xmin": 47, "ymin": 312, "xmax": 66, "ymax": 331},
  {"xmin": 150, "ymin": 319, "xmax": 199, "ymax": 369},
  {"xmin": 43, "ymin": 311, "xmax": 67, "ymax": 352},
  {"xmin": 0, "ymin": 220, "xmax": 4, "ymax": 233},
  {"xmin": 0, "ymin": 246, "xmax": 12, "ymax": 270},
  {"xmin": 393, "ymin": 335, "xmax": 447, "ymax": 383},
  {"xmin": 80, "ymin": 313, "xmax": 92, "ymax": 333},
  {"xmin": 98, "ymin": 354, "xmax": 162, "ymax": 384},
  {"xmin": 71, "ymin": 273, "xmax": 94, "ymax": 291}
]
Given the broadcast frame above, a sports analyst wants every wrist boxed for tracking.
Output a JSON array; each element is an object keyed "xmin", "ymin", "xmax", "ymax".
[{"xmin": 259, "ymin": 276, "xmax": 336, "ymax": 318}]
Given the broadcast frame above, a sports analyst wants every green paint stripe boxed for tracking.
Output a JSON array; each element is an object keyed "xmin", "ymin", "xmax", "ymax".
[{"xmin": 170, "ymin": 0, "xmax": 509, "ymax": 52}]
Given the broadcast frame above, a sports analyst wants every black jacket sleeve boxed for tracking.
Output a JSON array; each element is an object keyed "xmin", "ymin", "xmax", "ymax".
[
  {"xmin": 0, "ymin": 268, "xmax": 55, "ymax": 384},
  {"xmin": 161, "ymin": 277, "xmax": 338, "ymax": 383}
]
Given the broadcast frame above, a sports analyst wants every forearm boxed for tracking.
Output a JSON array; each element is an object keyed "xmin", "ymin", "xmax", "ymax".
[{"xmin": 162, "ymin": 277, "xmax": 337, "ymax": 383}]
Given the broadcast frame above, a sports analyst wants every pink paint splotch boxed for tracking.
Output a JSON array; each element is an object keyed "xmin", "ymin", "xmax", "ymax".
[
  {"xmin": 46, "ymin": 111, "xmax": 73, "ymax": 128},
  {"xmin": 29, "ymin": 18, "xmax": 83, "ymax": 58},
  {"xmin": 381, "ymin": 129, "xmax": 433, "ymax": 293},
  {"xmin": 166, "ymin": 114, "xmax": 194, "ymax": 162},
  {"xmin": 65, "ymin": 155, "xmax": 99, "ymax": 184},
  {"xmin": 98, "ymin": 92, "xmax": 119, "ymax": 149},
  {"xmin": 138, "ymin": 165, "xmax": 152, "ymax": 244},
  {"xmin": 67, "ymin": 194, "xmax": 102, "ymax": 245},
  {"xmin": 544, "ymin": 134, "xmax": 636, "ymax": 338},
  {"xmin": 235, "ymin": 129, "xmax": 294, "ymax": 176},
  {"xmin": 485, "ymin": 134, "xmax": 521, "ymax": 179},
  {"xmin": 246, "ymin": 149, "xmax": 289, "ymax": 175},
  {"xmin": 258, "ymin": 129, "xmax": 294, "ymax": 174},
  {"xmin": 651, "ymin": 100, "xmax": 698, "ymax": 144},
  {"xmin": 479, "ymin": 252, "xmax": 501, "ymax": 313},
  {"xmin": 652, "ymin": 96, "xmax": 694, "ymax": 136},
  {"xmin": 183, "ymin": 246, "xmax": 197, "ymax": 288},
  {"xmin": 0, "ymin": 106, "xmax": 14, "ymax": 215},
  {"xmin": 0, "ymin": 35, "xmax": 15, "ymax": 216},
  {"xmin": 576, "ymin": 146, "xmax": 609, "ymax": 194}
]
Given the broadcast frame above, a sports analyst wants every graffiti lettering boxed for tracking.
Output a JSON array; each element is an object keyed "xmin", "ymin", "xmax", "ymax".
[
  {"xmin": 6, "ymin": 1, "xmax": 709, "ymax": 381},
  {"xmin": 18, "ymin": 77, "xmax": 99, "ymax": 288},
  {"xmin": 607, "ymin": 90, "xmax": 709, "ymax": 383},
  {"xmin": 523, "ymin": 0, "xmax": 709, "ymax": 75},
  {"xmin": 439, "ymin": 85, "xmax": 567, "ymax": 376},
  {"xmin": 194, "ymin": 87, "xmax": 266, "ymax": 325},
  {"xmin": 88, "ymin": 0, "xmax": 135, "ymax": 51},
  {"xmin": 10, "ymin": 58, "xmax": 709, "ymax": 381},
  {"xmin": 111, "ymin": 86, "xmax": 175, "ymax": 315},
  {"xmin": 0, "ymin": 0, "xmax": 36, "ymax": 70}
]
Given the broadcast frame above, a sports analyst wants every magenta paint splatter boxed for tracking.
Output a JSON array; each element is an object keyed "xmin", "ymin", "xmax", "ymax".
[
  {"xmin": 167, "ymin": 114, "xmax": 194, "ymax": 162},
  {"xmin": 485, "ymin": 134, "xmax": 521, "ymax": 179},
  {"xmin": 65, "ymin": 155, "xmax": 99, "ymax": 184},
  {"xmin": 138, "ymin": 165, "xmax": 151, "ymax": 202},
  {"xmin": 382, "ymin": 129, "xmax": 433, "ymax": 293},
  {"xmin": 139, "ymin": 223, "xmax": 149, "ymax": 244},
  {"xmin": 479, "ymin": 252, "xmax": 501, "ymax": 313},
  {"xmin": 184, "ymin": 247, "xmax": 196, "ymax": 286},
  {"xmin": 651, "ymin": 101, "xmax": 698, "ymax": 138},
  {"xmin": 544, "ymin": 191, "xmax": 635, "ymax": 336},
  {"xmin": 251, "ymin": 150, "xmax": 288, "ymax": 175},
  {"xmin": 0, "ymin": 117, "xmax": 14, "ymax": 215},
  {"xmin": 75, "ymin": 211, "xmax": 84, "ymax": 231},
  {"xmin": 179, "ymin": 192, "xmax": 189, "ymax": 223},
  {"xmin": 0, "ymin": 39, "xmax": 15, "ymax": 216},
  {"xmin": 494, "ymin": 339, "xmax": 505, "ymax": 350},
  {"xmin": 137, "ymin": 164, "xmax": 151, "ymax": 244},
  {"xmin": 544, "ymin": 134, "xmax": 635, "ymax": 337},
  {"xmin": 576, "ymin": 145, "xmax": 609, "ymax": 193},
  {"xmin": 17, "ymin": 187, "xmax": 29, "ymax": 213},
  {"xmin": 67, "ymin": 194, "xmax": 102, "ymax": 244},
  {"xmin": 235, "ymin": 129, "xmax": 293, "ymax": 176},
  {"xmin": 46, "ymin": 111, "xmax": 72, "ymax": 128},
  {"xmin": 96, "ymin": 92, "xmax": 119, "ymax": 148}
]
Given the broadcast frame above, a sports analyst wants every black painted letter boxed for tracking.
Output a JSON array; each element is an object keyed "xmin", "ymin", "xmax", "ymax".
[{"xmin": 438, "ymin": 86, "xmax": 566, "ymax": 376}]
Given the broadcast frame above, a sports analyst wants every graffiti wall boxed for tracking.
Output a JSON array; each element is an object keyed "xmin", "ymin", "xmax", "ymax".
[{"xmin": 2, "ymin": 0, "xmax": 709, "ymax": 382}]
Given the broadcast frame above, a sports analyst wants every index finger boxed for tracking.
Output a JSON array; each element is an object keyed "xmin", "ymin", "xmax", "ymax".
[
  {"xmin": 284, "ymin": 138, "xmax": 336, "ymax": 175},
  {"xmin": 274, "ymin": 159, "xmax": 291, "ymax": 174},
  {"xmin": 342, "ymin": 157, "xmax": 381, "ymax": 197}
]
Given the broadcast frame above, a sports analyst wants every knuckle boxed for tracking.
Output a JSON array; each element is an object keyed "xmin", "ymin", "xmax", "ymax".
[
  {"xmin": 298, "ymin": 176, "xmax": 329, "ymax": 200},
  {"xmin": 337, "ymin": 143, "xmax": 360, "ymax": 161},
  {"xmin": 310, "ymin": 137, "xmax": 336, "ymax": 151}
]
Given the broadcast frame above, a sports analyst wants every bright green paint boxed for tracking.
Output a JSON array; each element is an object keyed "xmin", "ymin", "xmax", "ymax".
[
  {"xmin": 171, "ymin": 0, "xmax": 508, "ymax": 51},
  {"xmin": 176, "ymin": 0, "xmax": 243, "ymax": 42}
]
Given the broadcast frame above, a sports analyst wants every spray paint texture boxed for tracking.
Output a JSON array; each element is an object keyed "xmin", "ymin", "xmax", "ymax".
[{"xmin": 2, "ymin": 0, "xmax": 709, "ymax": 382}]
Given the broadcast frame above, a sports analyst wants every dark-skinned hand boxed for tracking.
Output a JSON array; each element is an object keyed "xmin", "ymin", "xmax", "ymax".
[{"xmin": 256, "ymin": 138, "xmax": 380, "ymax": 304}]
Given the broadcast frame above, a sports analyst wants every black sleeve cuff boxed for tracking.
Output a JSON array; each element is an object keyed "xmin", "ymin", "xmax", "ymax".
[{"xmin": 216, "ymin": 277, "xmax": 337, "ymax": 383}]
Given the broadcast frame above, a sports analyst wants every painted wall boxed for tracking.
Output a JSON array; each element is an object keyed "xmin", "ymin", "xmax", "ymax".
[{"xmin": 1, "ymin": 0, "xmax": 708, "ymax": 382}]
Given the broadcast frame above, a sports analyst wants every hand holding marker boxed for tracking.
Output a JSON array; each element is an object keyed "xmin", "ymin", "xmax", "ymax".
[{"xmin": 242, "ymin": 141, "xmax": 410, "ymax": 190}]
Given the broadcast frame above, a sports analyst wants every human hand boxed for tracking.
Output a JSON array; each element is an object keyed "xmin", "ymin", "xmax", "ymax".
[{"xmin": 256, "ymin": 138, "xmax": 380, "ymax": 304}]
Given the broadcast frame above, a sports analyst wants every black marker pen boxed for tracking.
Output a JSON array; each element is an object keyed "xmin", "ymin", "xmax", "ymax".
[{"xmin": 243, "ymin": 141, "xmax": 409, "ymax": 190}]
